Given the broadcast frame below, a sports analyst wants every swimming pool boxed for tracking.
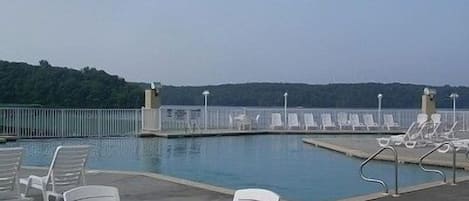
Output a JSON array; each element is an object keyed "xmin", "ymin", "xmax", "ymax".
[{"xmin": 1, "ymin": 135, "xmax": 462, "ymax": 201}]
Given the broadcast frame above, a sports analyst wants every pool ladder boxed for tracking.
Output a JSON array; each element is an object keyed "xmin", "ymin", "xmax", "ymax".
[
  {"xmin": 359, "ymin": 146, "xmax": 399, "ymax": 197},
  {"xmin": 419, "ymin": 142, "xmax": 457, "ymax": 185}
]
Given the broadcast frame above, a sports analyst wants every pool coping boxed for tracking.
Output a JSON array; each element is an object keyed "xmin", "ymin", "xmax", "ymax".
[
  {"xmin": 302, "ymin": 138, "xmax": 469, "ymax": 170},
  {"xmin": 140, "ymin": 129, "xmax": 404, "ymax": 138},
  {"xmin": 22, "ymin": 166, "xmax": 235, "ymax": 196}
]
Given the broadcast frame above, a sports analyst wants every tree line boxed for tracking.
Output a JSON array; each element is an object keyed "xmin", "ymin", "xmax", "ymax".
[{"xmin": 0, "ymin": 60, "xmax": 467, "ymax": 108}]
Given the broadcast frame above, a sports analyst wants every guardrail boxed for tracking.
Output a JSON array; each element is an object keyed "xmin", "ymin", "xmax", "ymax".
[
  {"xmin": 0, "ymin": 108, "xmax": 141, "ymax": 138},
  {"xmin": 360, "ymin": 146, "xmax": 399, "ymax": 197},
  {"xmin": 419, "ymin": 142, "xmax": 457, "ymax": 185},
  {"xmin": 153, "ymin": 105, "xmax": 469, "ymax": 132}
]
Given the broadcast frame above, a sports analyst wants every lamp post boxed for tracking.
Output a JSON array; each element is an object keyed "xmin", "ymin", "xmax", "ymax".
[
  {"xmin": 450, "ymin": 93, "xmax": 459, "ymax": 124},
  {"xmin": 284, "ymin": 92, "xmax": 288, "ymax": 129},
  {"xmin": 202, "ymin": 90, "xmax": 210, "ymax": 130},
  {"xmin": 377, "ymin": 93, "xmax": 383, "ymax": 127}
]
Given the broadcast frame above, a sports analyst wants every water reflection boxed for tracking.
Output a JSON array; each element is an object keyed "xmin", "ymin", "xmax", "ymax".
[{"xmin": 1, "ymin": 135, "xmax": 464, "ymax": 201}]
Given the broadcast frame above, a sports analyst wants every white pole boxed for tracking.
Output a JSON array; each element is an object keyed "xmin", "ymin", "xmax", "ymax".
[
  {"xmin": 284, "ymin": 92, "xmax": 288, "ymax": 129},
  {"xmin": 450, "ymin": 93, "xmax": 459, "ymax": 125},
  {"xmin": 202, "ymin": 90, "xmax": 210, "ymax": 130},
  {"xmin": 377, "ymin": 93, "xmax": 383, "ymax": 127},
  {"xmin": 453, "ymin": 97, "xmax": 456, "ymax": 124},
  {"xmin": 204, "ymin": 95, "xmax": 208, "ymax": 130}
]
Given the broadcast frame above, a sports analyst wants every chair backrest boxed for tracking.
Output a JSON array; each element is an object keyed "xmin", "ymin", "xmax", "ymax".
[
  {"xmin": 271, "ymin": 113, "xmax": 283, "ymax": 126},
  {"xmin": 288, "ymin": 113, "xmax": 299, "ymax": 127},
  {"xmin": 417, "ymin": 113, "xmax": 428, "ymax": 126},
  {"xmin": 431, "ymin": 113, "xmax": 441, "ymax": 124},
  {"xmin": 304, "ymin": 113, "xmax": 316, "ymax": 127},
  {"xmin": 255, "ymin": 114, "xmax": 261, "ymax": 122},
  {"xmin": 46, "ymin": 145, "xmax": 90, "ymax": 193},
  {"xmin": 383, "ymin": 114, "xmax": 395, "ymax": 125},
  {"xmin": 0, "ymin": 147, "xmax": 23, "ymax": 199},
  {"xmin": 363, "ymin": 114, "xmax": 375, "ymax": 125},
  {"xmin": 350, "ymin": 114, "xmax": 361, "ymax": 125},
  {"xmin": 233, "ymin": 188, "xmax": 279, "ymax": 201},
  {"xmin": 337, "ymin": 112, "xmax": 348, "ymax": 125},
  {"xmin": 64, "ymin": 185, "xmax": 120, "ymax": 201},
  {"xmin": 321, "ymin": 113, "xmax": 333, "ymax": 126}
]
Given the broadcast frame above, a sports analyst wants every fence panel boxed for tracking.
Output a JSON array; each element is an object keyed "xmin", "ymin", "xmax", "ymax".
[{"xmin": 0, "ymin": 108, "xmax": 141, "ymax": 138}]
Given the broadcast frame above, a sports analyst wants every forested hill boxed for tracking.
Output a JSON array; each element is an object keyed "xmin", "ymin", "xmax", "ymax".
[
  {"xmin": 1, "ymin": 60, "xmax": 468, "ymax": 108},
  {"xmin": 0, "ymin": 60, "xmax": 142, "ymax": 108}
]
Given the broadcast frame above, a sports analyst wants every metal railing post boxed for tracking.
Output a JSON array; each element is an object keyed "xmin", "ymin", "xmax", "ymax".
[
  {"xmin": 360, "ymin": 146, "xmax": 399, "ymax": 196},
  {"xmin": 419, "ymin": 142, "xmax": 456, "ymax": 185}
]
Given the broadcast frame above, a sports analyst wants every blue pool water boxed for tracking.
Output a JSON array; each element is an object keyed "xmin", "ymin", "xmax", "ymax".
[{"xmin": 1, "ymin": 135, "xmax": 463, "ymax": 201}]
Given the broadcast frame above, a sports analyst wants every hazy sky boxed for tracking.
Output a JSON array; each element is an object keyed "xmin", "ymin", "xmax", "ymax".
[{"xmin": 0, "ymin": 1, "xmax": 468, "ymax": 86}]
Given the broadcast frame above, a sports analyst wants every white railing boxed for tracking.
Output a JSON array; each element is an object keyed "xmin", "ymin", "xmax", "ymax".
[
  {"xmin": 0, "ymin": 108, "xmax": 141, "ymax": 138},
  {"xmin": 2, "ymin": 106, "xmax": 468, "ymax": 138},
  {"xmin": 152, "ymin": 105, "xmax": 469, "ymax": 132}
]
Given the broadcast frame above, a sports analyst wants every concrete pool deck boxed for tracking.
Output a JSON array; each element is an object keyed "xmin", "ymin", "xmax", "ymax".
[
  {"xmin": 140, "ymin": 129, "xmax": 404, "ymax": 138},
  {"xmin": 302, "ymin": 135, "xmax": 469, "ymax": 169},
  {"xmin": 341, "ymin": 176, "xmax": 469, "ymax": 201},
  {"xmin": 304, "ymin": 135, "xmax": 469, "ymax": 201},
  {"xmin": 19, "ymin": 167, "xmax": 234, "ymax": 201}
]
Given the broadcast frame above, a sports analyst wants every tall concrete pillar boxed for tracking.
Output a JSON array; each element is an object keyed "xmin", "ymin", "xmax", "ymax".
[
  {"xmin": 421, "ymin": 88, "xmax": 436, "ymax": 120},
  {"xmin": 145, "ymin": 89, "xmax": 161, "ymax": 109}
]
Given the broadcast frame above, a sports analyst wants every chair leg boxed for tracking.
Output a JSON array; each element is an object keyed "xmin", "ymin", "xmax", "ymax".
[{"xmin": 42, "ymin": 189, "xmax": 48, "ymax": 201}]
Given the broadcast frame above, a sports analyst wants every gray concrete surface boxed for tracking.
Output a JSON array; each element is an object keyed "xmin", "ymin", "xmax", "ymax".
[
  {"xmin": 372, "ymin": 180, "xmax": 469, "ymax": 201},
  {"xmin": 140, "ymin": 129, "xmax": 404, "ymax": 138},
  {"xmin": 303, "ymin": 135, "xmax": 469, "ymax": 169},
  {"xmin": 19, "ymin": 168, "xmax": 233, "ymax": 201}
]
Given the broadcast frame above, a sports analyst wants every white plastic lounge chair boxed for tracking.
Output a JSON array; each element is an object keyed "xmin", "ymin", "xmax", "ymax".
[
  {"xmin": 337, "ymin": 112, "xmax": 352, "ymax": 130},
  {"xmin": 21, "ymin": 145, "xmax": 90, "ymax": 201},
  {"xmin": 320, "ymin": 113, "xmax": 336, "ymax": 130},
  {"xmin": 350, "ymin": 114, "xmax": 366, "ymax": 131},
  {"xmin": 436, "ymin": 121, "xmax": 460, "ymax": 141},
  {"xmin": 416, "ymin": 113, "xmax": 429, "ymax": 127},
  {"xmin": 383, "ymin": 114, "xmax": 400, "ymax": 130},
  {"xmin": 229, "ymin": 114, "xmax": 234, "ymax": 129},
  {"xmin": 64, "ymin": 185, "xmax": 120, "ymax": 201},
  {"xmin": 287, "ymin": 113, "xmax": 301, "ymax": 130},
  {"xmin": 0, "ymin": 147, "xmax": 30, "ymax": 201},
  {"xmin": 235, "ymin": 114, "xmax": 251, "ymax": 130},
  {"xmin": 431, "ymin": 113, "xmax": 441, "ymax": 126},
  {"xmin": 270, "ymin": 113, "xmax": 283, "ymax": 130},
  {"xmin": 377, "ymin": 114, "xmax": 429, "ymax": 147},
  {"xmin": 363, "ymin": 114, "xmax": 379, "ymax": 131},
  {"xmin": 252, "ymin": 114, "xmax": 261, "ymax": 129},
  {"xmin": 377, "ymin": 121, "xmax": 435, "ymax": 148},
  {"xmin": 304, "ymin": 113, "xmax": 319, "ymax": 130},
  {"xmin": 233, "ymin": 188, "xmax": 280, "ymax": 201}
]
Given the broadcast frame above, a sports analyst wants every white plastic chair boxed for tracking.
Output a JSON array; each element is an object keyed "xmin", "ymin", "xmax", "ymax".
[
  {"xmin": 270, "ymin": 113, "xmax": 283, "ymax": 130},
  {"xmin": 64, "ymin": 185, "xmax": 120, "ymax": 201},
  {"xmin": 350, "ymin": 114, "xmax": 366, "ymax": 131},
  {"xmin": 229, "ymin": 114, "xmax": 234, "ymax": 129},
  {"xmin": 431, "ymin": 113, "xmax": 441, "ymax": 126},
  {"xmin": 363, "ymin": 114, "xmax": 379, "ymax": 131},
  {"xmin": 0, "ymin": 147, "xmax": 30, "ymax": 201},
  {"xmin": 287, "ymin": 113, "xmax": 300, "ymax": 130},
  {"xmin": 21, "ymin": 145, "xmax": 90, "ymax": 201},
  {"xmin": 253, "ymin": 114, "xmax": 261, "ymax": 129},
  {"xmin": 383, "ymin": 114, "xmax": 400, "ymax": 130},
  {"xmin": 321, "ymin": 113, "xmax": 336, "ymax": 130},
  {"xmin": 304, "ymin": 113, "xmax": 318, "ymax": 130},
  {"xmin": 417, "ymin": 113, "xmax": 429, "ymax": 127},
  {"xmin": 337, "ymin": 112, "xmax": 352, "ymax": 130},
  {"xmin": 233, "ymin": 188, "xmax": 279, "ymax": 201}
]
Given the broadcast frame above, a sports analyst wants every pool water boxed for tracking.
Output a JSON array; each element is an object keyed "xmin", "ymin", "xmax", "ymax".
[{"xmin": 2, "ymin": 135, "xmax": 463, "ymax": 201}]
